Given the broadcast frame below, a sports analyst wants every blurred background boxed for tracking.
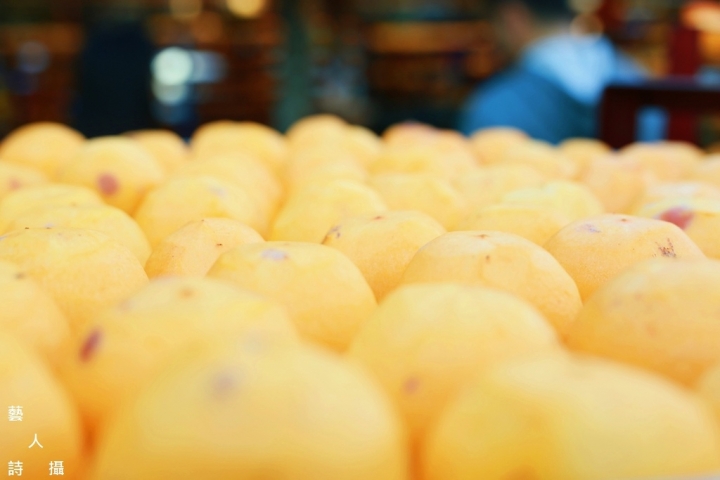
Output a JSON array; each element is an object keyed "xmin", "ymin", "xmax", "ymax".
[{"xmin": 1, "ymin": 0, "xmax": 720, "ymax": 146}]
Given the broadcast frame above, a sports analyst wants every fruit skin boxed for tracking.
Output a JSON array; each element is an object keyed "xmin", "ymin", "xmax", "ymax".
[
  {"xmin": 500, "ymin": 140, "xmax": 578, "ymax": 179},
  {"xmin": 60, "ymin": 276, "xmax": 296, "ymax": 437},
  {"xmin": 0, "ymin": 162, "xmax": 48, "ymax": 201},
  {"xmin": 0, "ymin": 184, "xmax": 104, "ymax": 234},
  {"xmin": 400, "ymin": 231, "xmax": 582, "ymax": 338},
  {"xmin": 469, "ymin": 127, "xmax": 529, "ymax": 165},
  {"xmin": 580, "ymin": 155, "xmax": 651, "ymax": 213},
  {"xmin": 7, "ymin": 204, "xmax": 152, "ymax": 264},
  {"xmin": 190, "ymin": 120, "xmax": 287, "ymax": 173},
  {"xmin": 208, "ymin": 241, "xmax": 376, "ymax": 351},
  {"xmin": 172, "ymin": 153, "xmax": 283, "ymax": 223},
  {"xmin": 270, "ymin": 179, "xmax": 387, "ymax": 243},
  {"xmin": 635, "ymin": 197, "xmax": 720, "ymax": 260},
  {"xmin": 0, "ymin": 121, "xmax": 85, "ymax": 177},
  {"xmin": 452, "ymin": 164, "xmax": 546, "ymax": 210},
  {"xmin": 544, "ymin": 214, "xmax": 706, "ymax": 301},
  {"xmin": 348, "ymin": 283, "xmax": 559, "ymax": 449},
  {"xmin": 145, "ymin": 218, "xmax": 264, "ymax": 278},
  {"xmin": 134, "ymin": 176, "xmax": 266, "ymax": 247},
  {"xmin": 0, "ymin": 259, "xmax": 71, "ymax": 367},
  {"xmin": 697, "ymin": 362, "xmax": 720, "ymax": 423},
  {"xmin": 91, "ymin": 340, "xmax": 409, "ymax": 480},
  {"xmin": 0, "ymin": 333, "xmax": 84, "ymax": 480},
  {"xmin": 322, "ymin": 211, "xmax": 446, "ymax": 301},
  {"xmin": 558, "ymin": 138, "xmax": 611, "ymax": 176},
  {"xmin": 371, "ymin": 173, "xmax": 468, "ymax": 230},
  {"xmin": 620, "ymin": 141, "xmax": 703, "ymax": 181},
  {"xmin": 0, "ymin": 227, "xmax": 148, "ymax": 334},
  {"xmin": 56, "ymin": 136, "xmax": 166, "ymax": 214},
  {"xmin": 567, "ymin": 258, "xmax": 720, "ymax": 386},
  {"xmin": 500, "ymin": 180, "xmax": 605, "ymax": 222},
  {"xmin": 456, "ymin": 203, "xmax": 572, "ymax": 246},
  {"xmin": 125, "ymin": 129, "xmax": 190, "ymax": 174},
  {"xmin": 422, "ymin": 354, "xmax": 720, "ymax": 480}
]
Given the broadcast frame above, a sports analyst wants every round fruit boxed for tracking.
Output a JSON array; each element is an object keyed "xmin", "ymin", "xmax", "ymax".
[
  {"xmin": 0, "ymin": 259, "xmax": 71, "ymax": 366},
  {"xmin": 423, "ymin": 354, "xmax": 720, "ymax": 480},
  {"xmin": 190, "ymin": 121, "xmax": 287, "ymax": 173},
  {"xmin": 61, "ymin": 276, "xmax": 296, "ymax": 435},
  {"xmin": 544, "ymin": 214, "xmax": 706, "ymax": 301},
  {"xmin": 173, "ymin": 153, "xmax": 282, "ymax": 221},
  {"xmin": 0, "ymin": 184, "xmax": 104, "ymax": 234},
  {"xmin": 56, "ymin": 136, "xmax": 165, "ymax": 214},
  {"xmin": 269, "ymin": 179, "xmax": 387, "ymax": 243},
  {"xmin": 90, "ymin": 341, "xmax": 408, "ymax": 480},
  {"xmin": 452, "ymin": 164, "xmax": 546, "ymax": 210},
  {"xmin": 7, "ymin": 204, "xmax": 152, "ymax": 264},
  {"xmin": 208, "ymin": 242, "xmax": 376, "ymax": 351},
  {"xmin": 134, "ymin": 176, "xmax": 266, "ymax": 247},
  {"xmin": 558, "ymin": 138, "xmax": 611, "ymax": 175},
  {"xmin": 322, "ymin": 211, "xmax": 446, "ymax": 300},
  {"xmin": 469, "ymin": 127, "xmax": 529, "ymax": 165},
  {"xmin": 500, "ymin": 140, "xmax": 577, "ymax": 179},
  {"xmin": 567, "ymin": 258, "xmax": 720, "ymax": 385},
  {"xmin": 0, "ymin": 227, "xmax": 148, "ymax": 334},
  {"xmin": 580, "ymin": 155, "xmax": 651, "ymax": 213},
  {"xmin": 348, "ymin": 283, "xmax": 558, "ymax": 446},
  {"xmin": 0, "ymin": 162, "xmax": 47, "ymax": 201},
  {"xmin": 145, "ymin": 218, "xmax": 264, "ymax": 278},
  {"xmin": 501, "ymin": 180, "xmax": 604, "ymax": 222},
  {"xmin": 400, "ymin": 231, "xmax": 582, "ymax": 337},
  {"xmin": 371, "ymin": 173, "xmax": 468, "ymax": 230},
  {"xmin": 0, "ymin": 122, "xmax": 84, "ymax": 177},
  {"xmin": 456, "ymin": 203, "xmax": 572, "ymax": 245},
  {"xmin": 636, "ymin": 197, "xmax": 720, "ymax": 259},
  {"xmin": 126, "ymin": 129, "xmax": 190, "ymax": 174}
]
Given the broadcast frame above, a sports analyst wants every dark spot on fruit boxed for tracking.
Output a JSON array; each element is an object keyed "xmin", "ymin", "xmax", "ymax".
[
  {"xmin": 658, "ymin": 207, "xmax": 694, "ymax": 230},
  {"xmin": 404, "ymin": 377, "xmax": 420, "ymax": 395},
  {"xmin": 477, "ymin": 234, "xmax": 488, "ymax": 239},
  {"xmin": 14, "ymin": 272, "xmax": 25, "ymax": 280},
  {"xmin": 657, "ymin": 239, "xmax": 676, "ymax": 258},
  {"xmin": 261, "ymin": 249, "xmax": 287, "ymax": 261},
  {"xmin": 620, "ymin": 218, "xmax": 629, "ymax": 223},
  {"xmin": 373, "ymin": 216, "xmax": 384, "ymax": 221},
  {"xmin": 216, "ymin": 243, "xmax": 223, "ymax": 247},
  {"xmin": 24, "ymin": 227, "xmax": 29, "ymax": 230},
  {"xmin": 179, "ymin": 288, "xmax": 194, "ymax": 298},
  {"xmin": 80, "ymin": 329, "xmax": 102, "ymax": 362},
  {"xmin": 8, "ymin": 178, "xmax": 21, "ymax": 190},
  {"xmin": 97, "ymin": 173, "xmax": 119, "ymax": 196},
  {"xmin": 486, "ymin": 255, "xmax": 491, "ymax": 263},
  {"xmin": 212, "ymin": 371, "xmax": 241, "ymax": 399}
]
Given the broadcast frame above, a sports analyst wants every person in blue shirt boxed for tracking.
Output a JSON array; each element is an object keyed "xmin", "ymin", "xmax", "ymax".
[{"xmin": 459, "ymin": 0, "xmax": 650, "ymax": 143}]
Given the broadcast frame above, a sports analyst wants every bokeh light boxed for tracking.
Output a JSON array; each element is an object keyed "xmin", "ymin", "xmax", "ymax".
[
  {"xmin": 152, "ymin": 47, "xmax": 194, "ymax": 86},
  {"xmin": 226, "ymin": 0, "xmax": 267, "ymax": 19}
]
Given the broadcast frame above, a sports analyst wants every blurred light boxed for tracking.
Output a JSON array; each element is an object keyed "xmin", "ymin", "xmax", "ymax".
[
  {"xmin": 152, "ymin": 47, "xmax": 193, "ymax": 86},
  {"xmin": 226, "ymin": 0, "xmax": 267, "ymax": 18},
  {"xmin": 152, "ymin": 80, "xmax": 190, "ymax": 105},
  {"xmin": 16, "ymin": 41, "xmax": 50, "ymax": 74},
  {"xmin": 569, "ymin": 0, "xmax": 602, "ymax": 14},
  {"xmin": 189, "ymin": 51, "xmax": 227, "ymax": 83},
  {"xmin": 190, "ymin": 11, "xmax": 224, "ymax": 44},
  {"xmin": 169, "ymin": 0, "xmax": 202, "ymax": 21}
]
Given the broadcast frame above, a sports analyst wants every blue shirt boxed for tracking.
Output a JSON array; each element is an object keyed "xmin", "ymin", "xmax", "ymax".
[{"xmin": 459, "ymin": 33, "xmax": 656, "ymax": 143}]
